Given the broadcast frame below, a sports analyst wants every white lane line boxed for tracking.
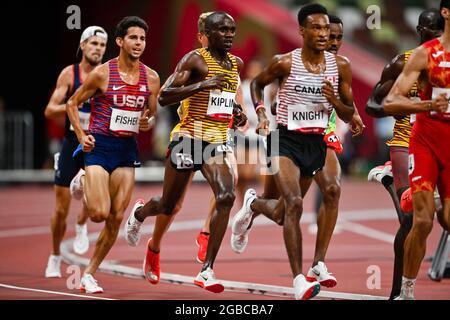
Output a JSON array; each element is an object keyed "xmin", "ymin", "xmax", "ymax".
[
  {"xmin": 0, "ymin": 208, "xmax": 398, "ymax": 239},
  {"xmin": 0, "ymin": 226, "xmax": 50, "ymax": 238},
  {"xmin": 0, "ymin": 283, "xmax": 117, "ymax": 300},
  {"xmin": 339, "ymin": 220, "xmax": 395, "ymax": 244}
]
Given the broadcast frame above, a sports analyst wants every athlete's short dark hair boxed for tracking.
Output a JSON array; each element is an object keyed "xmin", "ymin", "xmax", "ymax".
[
  {"xmin": 441, "ymin": 0, "xmax": 450, "ymax": 10},
  {"xmin": 328, "ymin": 15, "xmax": 343, "ymax": 26},
  {"xmin": 297, "ymin": 3, "xmax": 328, "ymax": 27},
  {"xmin": 115, "ymin": 16, "xmax": 149, "ymax": 39},
  {"xmin": 204, "ymin": 11, "xmax": 233, "ymax": 33}
]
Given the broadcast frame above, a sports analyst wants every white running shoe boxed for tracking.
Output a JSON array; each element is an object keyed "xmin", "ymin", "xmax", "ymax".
[
  {"xmin": 231, "ymin": 189, "xmax": 256, "ymax": 236},
  {"xmin": 230, "ymin": 229, "xmax": 250, "ymax": 254},
  {"xmin": 124, "ymin": 199, "xmax": 145, "ymax": 246},
  {"xmin": 73, "ymin": 223, "xmax": 89, "ymax": 255},
  {"xmin": 306, "ymin": 261, "xmax": 337, "ymax": 288},
  {"xmin": 45, "ymin": 254, "xmax": 62, "ymax": 278},
  {"xmin": 70, "ymin": 169, "xmax": 85, "ymax": 200},
  {"xmin": 230, "ymin": 189, "xmax": 256, "ymax": 254},
  {"xmin": 80, "ymin": 274, "xmax": 103, "ymax": 294},
  {"xmin": 367, "ymin": 161, "xmax": 393, "ymax": 183},
  {"xmin": 194, "ymin": 267, "xmax": 224, "ymax": 293},
  {"xmin": 293, "ymin": 274, "xmax": 320, "ymax": 300}
]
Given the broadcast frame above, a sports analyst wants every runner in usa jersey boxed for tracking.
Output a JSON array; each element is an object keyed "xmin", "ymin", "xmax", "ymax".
[
  {"xmin": 43, "ymin": 25, "xmax": 107, "ymax": 279},
  {"xmin": 234, "ymin": 4, "xmax": 355, "ymax": 300},
  {"xmin": 66, "ymin": 16, "xmax": 160, "ymax": 293},
  {"xmin": 365, "ymin": 9, "xmax": 443, "ymax": 299},
  {"xmin": 384, "ymin": 0, "xmax": 450, "ymax": 300}
]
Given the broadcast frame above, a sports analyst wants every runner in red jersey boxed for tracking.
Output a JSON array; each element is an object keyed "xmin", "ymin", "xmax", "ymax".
[
  {"xmin": 66, "ymin": 16, "xmax": 160, "ymax": 293},
  {"xmin": 384, "ymin": 0, "xmax": 450, "ymax": 300}
]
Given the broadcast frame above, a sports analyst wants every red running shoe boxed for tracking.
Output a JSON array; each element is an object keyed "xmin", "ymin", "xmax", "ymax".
[
  {"xmin": 196, "ymin": 232, "xmax": 209, "ymax": 263},
  {"xmin": 143, "ymin": 239, "xmax": 160, "ymax": 284}
]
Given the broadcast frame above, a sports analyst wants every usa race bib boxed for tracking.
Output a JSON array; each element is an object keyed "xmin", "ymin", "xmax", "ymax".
[
  {"xmin": 70, "ymin": 110, "xmax": 90, "ymax": 131},
  {"xmin": 207, "ymin": 90, "xmax": 235, "ymax": 120},
  {"xmin": 109, "ymin": 108, "xmax": 141, "ymax": 133},
  {"xmin": 287, "ymin": 103, "xmax": 329, "ymax": 132}
]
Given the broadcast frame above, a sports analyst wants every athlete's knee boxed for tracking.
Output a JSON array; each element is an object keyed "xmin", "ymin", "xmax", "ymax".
[
  {"xmin": 89, "ymin": 208, "xmax": 109, "ymax": 223},
  {"xmin": 323, "ymin": 182, "xmax": 341, "ymax": 204},
  {"xmin": 215, "ymin": 190, "xmax": 236, "ymax": 209},
  {"xmin": 412, "ymin": 215, "xmax": 434, "ymax": 237},
  {"xmin": 284, "ymin": 194, "xmax": 303, "ymax": 216},
  {"xmin": 53, "ymin": 204, "xmax": 69, "ymax": 221}
]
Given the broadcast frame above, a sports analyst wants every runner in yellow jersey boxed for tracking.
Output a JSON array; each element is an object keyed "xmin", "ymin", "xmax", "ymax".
[
  {"xmin": 147, "ymin": 12, "xmax": 245, "ymax": 266},
  {"xmin": 365, "ymin": 9, "xmax": 443, "ymax": 299},
  {"xmin": 124, "ymin": 11, "xmax": 244, "ymax": 293}
]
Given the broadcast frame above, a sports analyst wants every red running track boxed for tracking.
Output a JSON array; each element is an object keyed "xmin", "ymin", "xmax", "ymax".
[{"xmin": 0, "ymin": 179, "xmax": 449, "ymax": 300}]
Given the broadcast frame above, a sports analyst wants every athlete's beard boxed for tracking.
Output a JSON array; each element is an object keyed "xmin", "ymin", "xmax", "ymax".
[{"xmin": 85, "ymin": 55, "xmax": 102, "ymax": 66}]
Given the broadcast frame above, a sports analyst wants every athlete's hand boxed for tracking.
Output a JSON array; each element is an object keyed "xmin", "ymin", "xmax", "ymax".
[
  {"xmin": 322, "ymin": 80, "xmax": 338, "ymax": 106},
  {"xmin": 256, "ymin": 110, "xmax": 270, "ymax": 136},
  {"xmin": 81, "ymin": 134, "xmax": 95, "ymax": 152},
  {"xmin": 202, "ymin": 73, "xmax": 233, "ymax": 91},
  {"xmin": 139, "ymin": 109, "xmax": 154, "ymax": 131},
  {"xmin": 349, "ymin": 113, "xmax": 365, "ymax": 137},
  {"xmin": 431, "ymin": 93, "xmax": 448, "ymax": 113},
  {"xmin": 232, "ymin": 103, "xmax": 248, "ymax": 128}
]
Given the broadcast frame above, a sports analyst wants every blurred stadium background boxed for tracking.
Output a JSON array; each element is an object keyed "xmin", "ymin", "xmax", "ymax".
[{"xmin": 0, "ymin": 0, "xmax": 441, "ymax": 182}]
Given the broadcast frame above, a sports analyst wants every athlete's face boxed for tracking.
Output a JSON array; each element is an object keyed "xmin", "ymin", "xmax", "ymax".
[
  {"xmin": 117, "ymin": 26, "xmax": 146, "ymax": 59},
  {"xmin": 207, "ymin": 16, "xmax": 236, "ymax": 52},
  {"xmin": 300, "ymin": 14, "xmax": 330, "ymax": 51},
  {"xmin": 417, "ymin": 13, "xmax": 443, "ymax": 43},
  {"xmin": 81, "ymin": 36, "xmax": 107, "ymax": 66},
  {"xmin": 327, "ymin": 23, "xmax": 343, "ymax": 54}
]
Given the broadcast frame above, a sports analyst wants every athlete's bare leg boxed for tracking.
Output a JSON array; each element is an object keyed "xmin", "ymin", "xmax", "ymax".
[
  {"xmin": 50, "ymin": 186, "xmax": 71, "ymax": 255},
  {"xmin": 389, "ymin": 146, "xmax": 412, "ymax": 299},
  {"xmin": 84, "ymin": 167, "xmax": 135, "ymax": 275},
  {"xmin": 200, "ymin": 154, "xmax": 236, "ymax": 271},
  {"xmin": 403, "ymin": 190, "xmax": 436, "ymax": 279},
  {"xmin": 436, "ymin": 199, "xmax": 450, "ymax": 231},
  {"xmin": 250, "ymin": 156, "xmax": 312, "ymax": 277},
  {"xmin": 149, "ymin": 173, "xmax": 193, "ymax": 252},
  {"xmin": 135, "ymin": 159, "xmax": 193, "ymax": 223},
  {"xmin": 312, "ymin": 148, "xmax": 341, "ymax": 266},
  {"xmin": 204, "ymin": 152, "xmax": 238, "ymax": 233}
]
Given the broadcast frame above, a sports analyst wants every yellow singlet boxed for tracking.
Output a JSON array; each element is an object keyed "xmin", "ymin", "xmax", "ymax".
[
  {"xmin": 386, "ymin": 50, "xmax": 418, "ymax": 148},
  {"xmin": 170, "ymin": 48, "xmax": 239, "ymax": 144}
]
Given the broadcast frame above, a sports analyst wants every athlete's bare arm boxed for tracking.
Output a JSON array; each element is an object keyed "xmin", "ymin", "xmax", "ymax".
[
  {"xmin": 158, "ymin": 51, "xmax": 233, "ymax": 106},
  {"xmin": 250, "ymin": 53, "xmax": 291, "ymax": 135},
  {"xmin": 44, "ymin": 66, "xmax": 73, "ymax": 118},
  {"xmin": 66, "ymin": 63, "xmax": 109, "ymax": 151},
  {"xmin": 139, "ymin": 67, "xmax": 160, "ymax": 131},
  {"xmin": 385, "ymin": 46, "xmax": 448, "ymax": 115},
  {"xmin": 365, "ymin": 54, "xmax": 405, "ymax": 118},
  {"xmin": 324, "ymin": 55, "xmax": 354, "ymax": 123}
]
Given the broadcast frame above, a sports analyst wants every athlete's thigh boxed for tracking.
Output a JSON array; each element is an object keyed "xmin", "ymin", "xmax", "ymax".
[
  {"xmin": 226, "ymin": 151, "xmax": 239, "ymax": 184},
  {"xmin": 390, "ymin": 146, "xmax": 409, "ymax": 191},
  {"xmin": 201, "ymin": 154, "xmax": 235, "ymax": 195},
  {"xmin": 109, "ymin": 167, "xmax": 135, "ymax": 215},
  {"xmin": 314, "ymin": 148, "xmax": 340, "ymax": 193},
  {"xmin": 161, "ymin": 158, "xmax": 194, "ymax": 208},
  {"xmin": 262, "ymin": 173, "xmax": 279, "ymax": 199},
  {"xmin": 84, "ymin": 165, "xmax": 111, "ymax": 212},
  {"xmin": 273, "ymin": 156, "xmax": 301, "ymax": 199}
]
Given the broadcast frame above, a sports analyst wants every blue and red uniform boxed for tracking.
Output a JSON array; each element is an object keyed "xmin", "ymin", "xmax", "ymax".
[
  {"xmin": 55, "ymin": 64, "xmax": 91, "ymax": 187},
  {"xmin": 83, "ymin": 58, "xmax": 150, "ymax": 173}
]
